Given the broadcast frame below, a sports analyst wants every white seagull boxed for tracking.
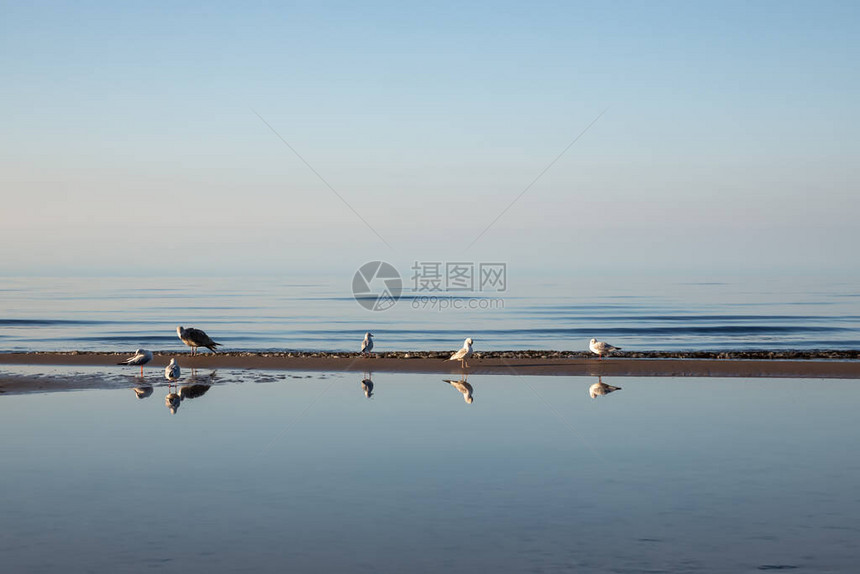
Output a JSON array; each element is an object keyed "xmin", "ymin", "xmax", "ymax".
[
  {"xmin": 165, "ymin": 358, "xmax": 180, "ymax": 382},
  {"xmin": 361, "ymin": 332, "xmax": 374, "ymax": 355},
  {"xmin": 177, "ymin": 325, "xmax": 221, "ymax": 356},
  {"xmin": 589, "ymin": 377, "xmax": 622, "ymax": 399},
  {"xmin": 449, "ymin": 338, "xmax": 474, "ymax": 369},
  {"xmin": 118, "ymin": 349, "xmax": 153, "ymax": 375},
  {"xmin": 589, "ymin": 338, "xmax": 621, "ymax": 360},
  {"xmin": 443, "ymin": 378, "xmax": 474, "ymax": 404}
]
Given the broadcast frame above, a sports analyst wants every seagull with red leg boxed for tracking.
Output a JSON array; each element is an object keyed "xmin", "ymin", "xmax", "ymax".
[
  {"xmin": 119, "ymin": 348, "xmax": 153, "ymax": 376},
  {"xmin": 589, "ymin": 338, "xmax": 621, "ymax": 360}
]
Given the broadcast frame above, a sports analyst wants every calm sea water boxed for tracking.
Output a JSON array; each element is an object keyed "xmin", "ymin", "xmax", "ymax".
[
  {"xmin": 1, "ymin": 275, "xmax": 859, "ymax": 352},
  {"xmin": 1, "ymin": 369, "xmax": 858, "ymax": 573}
]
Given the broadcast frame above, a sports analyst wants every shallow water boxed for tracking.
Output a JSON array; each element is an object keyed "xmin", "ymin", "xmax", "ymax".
[
  {"xmin": 1, "ymin": 275, "xmax": 860, "ymax": 352},
  {"xmin": 1, "ymin": 368, "xmax": 858, "ymax": 573}
]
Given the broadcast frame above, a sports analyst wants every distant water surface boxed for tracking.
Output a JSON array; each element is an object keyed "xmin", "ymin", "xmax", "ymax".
[
  {"xmin": 0, "ymin": 370, "xmax": 858, "ymax": 573},
  {"xmin": 1, "ymin": 275, "xmax": 859, "ymax": 352}
]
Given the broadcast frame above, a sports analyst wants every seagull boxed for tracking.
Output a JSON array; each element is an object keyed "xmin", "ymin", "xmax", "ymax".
[
  {"xmin": 118, "ymin": 349, "xmax": 153, "ymax": 375},
  {"xmin": 177, "ymin": 326, "xmax": 221, "ymax": 356},
  {"xmin": 589, "ymin": 376, "xmax": 622, "ymax": 399},
  {"xmin": 165, "ymin": 358, "xmax": 180, "ymax": 382},
  {"xmin": 361, "ymin": 332, "xmax": 374, "ymax": 355},
  {"xmin": 449, "ymin": 338, "xmax": 474, "ymax": 369},
  {"xmin": 443, "ymin": 377, "xmax": 474, "ymax": 404},
  {"xmin": 589, "ymin": 338, "xmax": 621, "ymax": 360},
  {"xmin": 361, "ymin": 378, "xmax": 374, "ymax": 398}
]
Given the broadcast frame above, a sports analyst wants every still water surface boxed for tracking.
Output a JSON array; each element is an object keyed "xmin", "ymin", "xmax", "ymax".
[{"xmin": 1, "ymin": 369, "xmax": 858, "ymax": 573}]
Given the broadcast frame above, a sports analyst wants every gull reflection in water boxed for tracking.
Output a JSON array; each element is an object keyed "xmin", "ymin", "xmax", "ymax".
[
  {"xmin": 179, "ymin": 383, "xmax": 211, "ymax": 401},
  {"xmin": 186, "ymin": 368, "xmax": 217, "ymax": 385},
  {"xmin": 133, "ymin": 386, "xmax": 153, "ymax": 399},
  {"xmin": 361, "ymin": 372, "xmax": 374, "ymax": 399},
  {"xmin": 443, "ymin": 376, "xmax": 474, "ymax": 405},
  {"xmin": 165, "ymin": 384, "xmax": 181, "ymax": 414},
  {"xmin": 589, "ymin": 376, "xmax": 622, "ymax": 399},
  {"xmin": 166, "ymin": 370, "xmax": 216, "ymax": 413}
]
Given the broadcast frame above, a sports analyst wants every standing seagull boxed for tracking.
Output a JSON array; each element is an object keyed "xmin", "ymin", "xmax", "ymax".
[
  {"xmin": 165, "ymin": 358, "xmax": 180, "ymax": 382},
  {"xmin": 361, "ymin": 332, "xmax": 374, "ymax": 355},
  {"xmin": 449, "ymin": 338, "xmax": 474, "ymax": 369},
  {"xmin": 119, "ymin": 349, "xmax": 153, "ymax": 376},
  {"xmin": 589, "ymin": 338, "xmax": 621, "ymax": 360},
  {"xmin": 177, "ymin": 326, "xmax": 221, "ymax": 356}
]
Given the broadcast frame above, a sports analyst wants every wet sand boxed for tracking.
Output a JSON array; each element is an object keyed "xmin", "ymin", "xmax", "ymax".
[{"xmin": 1, "ymin": 351, "xmax": 859, "ymax": 379}]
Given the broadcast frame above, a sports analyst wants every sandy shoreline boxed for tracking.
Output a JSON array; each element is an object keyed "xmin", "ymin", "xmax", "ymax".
[{"xmin": 1, "ymin": 351, "xmax": 859, "ymax": 379}]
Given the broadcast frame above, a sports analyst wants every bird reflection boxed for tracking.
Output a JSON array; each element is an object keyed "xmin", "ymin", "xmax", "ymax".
[
  {"xmin": 133, "ymin": 386, "xmax": 153, "ymax": 399},
  {"xmin": 443, "ymin": 376, "xmax": 474, "ymax": 404},
  {"xmin": 166, "ymin": 370, "xmax": 216, "ymax": 412},
  {"xmin": 165, "ymin": 384, "xmax": 181, "ymax": 414},
  {"xmin": 589, "ymin": 376, "xmax": 622, "ymax": 399},
  {"xmin": 361, "ymin": 372, "xmax": 374, "ymax": 398},
  {"xmin": 187, "ymin": 368, "xmax": 217, "ymax": 384},
  {"xmin": 179, "ymin": 383, "xmax": 211, "ymax": 400}
]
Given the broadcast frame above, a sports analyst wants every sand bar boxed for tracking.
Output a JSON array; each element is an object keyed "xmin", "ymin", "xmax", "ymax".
[{"xmin": 1, "ymin": 351, "xmax": 858, "ymax": 379}]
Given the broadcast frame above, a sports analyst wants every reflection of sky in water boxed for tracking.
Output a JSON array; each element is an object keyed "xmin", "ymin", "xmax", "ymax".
[{"xmin": 1, "ymin": 371, "xmax": 859, "ymax": 572}]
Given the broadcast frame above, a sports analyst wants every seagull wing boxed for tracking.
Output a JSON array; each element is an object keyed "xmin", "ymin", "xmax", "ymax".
[
  {"xmin": 444, "ymin": 380, "xmax": 472, "ymax": 394},
  {"xmin": 121, "ymin": 352, "xmax": 145, "ymax": 365},
  {"xmin": 594, "ymin": 341, "xmax": 619, "ymax": 353},
  {"xmin": 185, "ymin": 327, "xmax": 221, "ymax": 351},
  {"xmin": 449, "ymin": 348, "xmax": 466, "ymax": 361}
]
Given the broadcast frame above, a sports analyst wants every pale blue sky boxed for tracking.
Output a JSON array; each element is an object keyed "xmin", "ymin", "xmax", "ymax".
[{"xmin": 1, "ymin": 1, "xmax": 857, "ymax": 278}]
